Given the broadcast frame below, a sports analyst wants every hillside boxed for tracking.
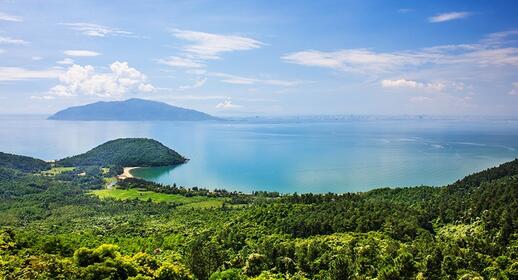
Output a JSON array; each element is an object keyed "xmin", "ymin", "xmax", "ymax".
[
  {"xmin": 0, "ymin": 152, "xmax": 50, "ymax": 172},
  {"xmin": 0, "ymin": 151, "xmax": 516, "ymax": 279},
  {"xmin": 58, "ymin": 138, "xmax": 187, "ymax": 167},
  {"xmin": 48, "ymin": 98, "xmax": 218, "ymax": 121}
]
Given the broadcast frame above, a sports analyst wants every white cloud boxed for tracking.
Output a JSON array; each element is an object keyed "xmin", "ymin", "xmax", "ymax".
[
  {"xmin": 49, "ymin": 61, "xmax": 154, "ymax": 97},
  {"xmin": 0, "ymin": 12, "xmax": 22, "ymax": 22},
  {"xmin": 481, "ymin": 30, "xmax": 518, "ymax": 46},
  {"xmin": 210, "ymin": 72, "xmax": 302, "ymax": 86},
  {"xmin": 156, "ymin": 56, "xmax": 204, "ymax": 69},
  {"xmin": 456, "ymin": 48, "xmax": 518, "ymax": 66},
  {"xmin": 159, "ymin": 29, "xmax": 263, "ymax": 71},
  {"xmin": 138, "ymin": 83, "xmax": 155, "ymax": 92},
  {"xmin": 216, "ymin": 99, "xmax": 241, "ymax": 109},
  {"xmin": 64, "ymin": 50, "xmax": 101, "ymax": 57},
  {"xmin": 179, "ymin": 77, "xmax": 207, "ymax": 90},
  {"xmin": 509, "ymin": 82, "xmax": 518, "ymax": 96},
  {"xmin": 32, "ymin": 56, "xmax": 43, "ymax": 61},
  {"xmin": 381, "ymin": 79, "xmax": 445, "ymax": 91},
  {"xmin": 282, "ymin": 49, "xmax": 421, "ymax": 74},
  {"xmin": 429, "ymin": 12, "xmax": 470, "ymax": 23},
  {"xmin": 63, "ymin": 23, "xmax": 135, "ymax": 37},
  {"xmin": 56, "ymin": 58, "xmax": 75, "ymax": 65},
  {"xmin": 171, "ymin": 29, "xmax": 264, "ymax": 59},
  {"xmin": 0, "ymin": 67, "xmax": 61, "ymax": 81},
  {"xmin": 158, "ymin": 29, "xmax": 295, "ymax": 90},
  {"xmin": 0, "ymin": 49, "xmax": 4, "ymax": 54},
  {"xmin": 30, "ymin": 95, "xmax": 55, "ymax": 100},
  {"xmin": 0, "ymin": 36, "xmax": 29, "ymax": 45}
]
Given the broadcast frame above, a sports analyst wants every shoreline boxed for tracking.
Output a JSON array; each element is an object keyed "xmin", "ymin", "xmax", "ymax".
[{"xmin": 118, "ymin": 167, "xmax": 138, "ymax": 180}]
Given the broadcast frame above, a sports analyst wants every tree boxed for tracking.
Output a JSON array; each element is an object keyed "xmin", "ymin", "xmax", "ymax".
[
  {"xmin": 187, "ymin": 233, "xmax": 223, "ymax": 280},
  {"xmin": 328, "ymin": 254, "xmax": 354, "ymax": 279},
  {"xmin": 244, "ymin": 253, "xmax": 268, "ymax": 277},
  {"xmin": 155, "ymin": 262, "xmax": 192, "ymax": 280},
  {"xmin": 209, "ymin": 268, "xmax": 247, "ymax": 280}
]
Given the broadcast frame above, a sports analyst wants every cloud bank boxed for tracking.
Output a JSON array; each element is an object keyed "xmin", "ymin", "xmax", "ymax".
[{"xmin": 282, "ymin": 30, "xmax": 518, "ymax": 93}]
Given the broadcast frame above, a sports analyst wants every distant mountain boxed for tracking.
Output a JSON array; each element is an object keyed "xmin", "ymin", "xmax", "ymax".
[
  {"xmin": 58, "ymin": 138, "xmax": 187, "ymax": 167},
  {"xmin": 48, "ymin": 98, "xmax": 218, "ymax": 121},
  {"xmin": 0, "ymin": 152, "xmax": 50, "ymax": 172}
]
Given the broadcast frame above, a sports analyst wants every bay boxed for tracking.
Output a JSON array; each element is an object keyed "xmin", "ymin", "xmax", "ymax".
[{"xmin": 1, "ymin": 114, "xmax": 518, "ymax": 193}]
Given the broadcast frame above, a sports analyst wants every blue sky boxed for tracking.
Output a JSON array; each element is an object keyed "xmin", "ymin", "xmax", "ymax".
[{"xmin": 0, "ymin": 0, "xmax": 517, "ymax": 116}]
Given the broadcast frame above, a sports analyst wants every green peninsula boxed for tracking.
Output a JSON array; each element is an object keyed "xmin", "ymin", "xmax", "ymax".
[{"xmin": 58, "ymin": 138, "xmax": 187, "ymax": 167}]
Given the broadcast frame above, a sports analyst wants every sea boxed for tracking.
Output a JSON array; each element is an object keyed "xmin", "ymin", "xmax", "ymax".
[{"xmin": 1, "ymin": 114, "xmax": 518, "ymax": 193}]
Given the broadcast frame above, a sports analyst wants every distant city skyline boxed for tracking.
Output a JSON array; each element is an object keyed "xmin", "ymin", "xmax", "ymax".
[{"xmin": 0, "ymin": 0, "xmax": 517, "ymax": 116}]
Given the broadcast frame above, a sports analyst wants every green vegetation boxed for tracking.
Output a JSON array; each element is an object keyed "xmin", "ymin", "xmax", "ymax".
[
  {"xmin": 90, "ymin": 188, "xmax": 225, "ymax": 208},
  {"xmin": 103, "ymin": 176, "xmax": 118, "ymax": 186},
  {"xmin": 41, "ymin": 166, "xmax": 76, "ymax": 176},
  {"xmin": 58, "ymin": 138, "xmax": 187, "ymax": 167},
  {"xmin": 0, "ymin": 152, "xmax": 50, "ymax": 172},
  {"xmin": 0, "ymin": 145, "xmax": 516, "ymax": 279}
]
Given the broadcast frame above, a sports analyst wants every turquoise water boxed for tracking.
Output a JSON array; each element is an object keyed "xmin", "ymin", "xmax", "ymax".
[{"xmin": 1, "ymin": 115, "xmax": 518, "ymax": 193}]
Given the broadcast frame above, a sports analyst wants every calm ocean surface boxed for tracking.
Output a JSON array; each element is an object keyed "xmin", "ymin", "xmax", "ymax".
[{"xmin": 1, "ymin": 115, "xmax": 518, "ymax": 193}]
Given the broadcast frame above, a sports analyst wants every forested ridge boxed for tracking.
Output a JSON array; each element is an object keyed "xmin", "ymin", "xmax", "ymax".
[
  {"xmin": 0, "ymin": 152, "xmax": 50, "ymax": 173},
  {"xmin": 0, "ymin": 148, "xmax": 516, "ymax": 279}
]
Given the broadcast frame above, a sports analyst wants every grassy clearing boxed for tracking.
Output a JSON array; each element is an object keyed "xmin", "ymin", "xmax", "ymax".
[
  {"xmin": 103, "ymin": 177, "xmax": 117, "ymax": 186},
  {"xmin": 90, "ymin": 188, "xmax": 225, "ymax": 208},
  {"xmin": 41, "ymin": 167, "xmax": 75, "ymax": 176}
]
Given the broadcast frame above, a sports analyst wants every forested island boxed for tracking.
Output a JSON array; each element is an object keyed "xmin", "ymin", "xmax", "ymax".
[
  {"xmin": 48, "ymin": 98, "xmax": 218, "ymax": 121},
  {"xmin": 0, "ymin": 138, "xmax": 516, "ymax": 279}
]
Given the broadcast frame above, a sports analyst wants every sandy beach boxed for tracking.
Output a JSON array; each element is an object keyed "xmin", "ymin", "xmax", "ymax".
[{"xmin": 118, "ymin": 167, "xmax": 138, "ymax": 180}]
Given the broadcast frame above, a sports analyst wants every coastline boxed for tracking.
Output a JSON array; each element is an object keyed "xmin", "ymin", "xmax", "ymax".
[{"xmin": 118, "ymin": 167, "xmax": 138, "ymax": 180}]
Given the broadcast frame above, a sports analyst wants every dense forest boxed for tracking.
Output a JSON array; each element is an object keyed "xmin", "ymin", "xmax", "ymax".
[
  {"xmin": 0, "ymin": 147, "xmax": 517, "ymax": 279},
  {"xmin": 0, "ymin": 152, "xmax": 50, "ymax": 173},
  {"xmin": 57, "ymin": 138, "xmax": 187, "ymax": 167}
]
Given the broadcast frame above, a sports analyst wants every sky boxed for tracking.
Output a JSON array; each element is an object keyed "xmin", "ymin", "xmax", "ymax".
[{"xmin": 0, "ymin": 0, "xmax": 517, "ymax": 116}]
